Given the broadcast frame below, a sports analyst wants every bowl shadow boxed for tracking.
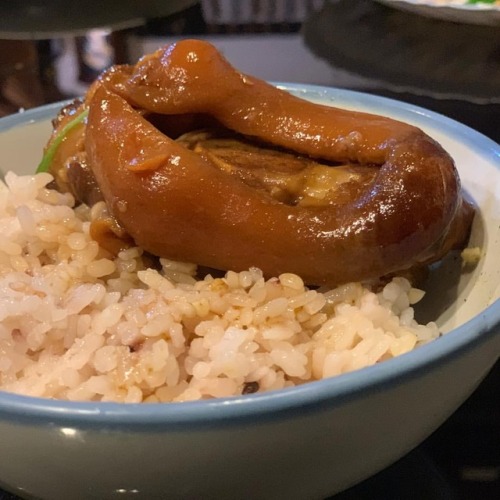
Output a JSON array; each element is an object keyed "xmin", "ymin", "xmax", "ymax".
[{"xmin": 414, "ymin": 200, "xmax": 486, "ymax": 328}]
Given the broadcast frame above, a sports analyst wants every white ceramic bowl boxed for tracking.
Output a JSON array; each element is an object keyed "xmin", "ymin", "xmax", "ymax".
[{"xmin": 0, "ymin": 86, "xmax": 498, "ymax": 500}]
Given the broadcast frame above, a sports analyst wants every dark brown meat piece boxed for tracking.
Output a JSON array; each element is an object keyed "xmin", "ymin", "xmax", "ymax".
[{"xmin": 66, "ymin": 158, "xmax": 103, "ymax": 207}]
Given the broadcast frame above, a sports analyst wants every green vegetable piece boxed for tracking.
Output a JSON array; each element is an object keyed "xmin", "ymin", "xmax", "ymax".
[
  {"xmin": 36, "ymin": 108, "xmax": 89, "ymax": 174},
  {"xmin": 467, "ymin": 0, "xmax": 496, "ymax": 4}
]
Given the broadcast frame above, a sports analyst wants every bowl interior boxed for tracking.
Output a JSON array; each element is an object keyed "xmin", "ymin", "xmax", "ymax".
[{"xmin": 0, "ymin": 88, "xmax": 499, "ymax": 336}]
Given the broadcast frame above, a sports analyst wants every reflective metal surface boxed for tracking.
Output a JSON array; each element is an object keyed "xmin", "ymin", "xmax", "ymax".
[{"xmin": 0, "ymin": 0, "xmax": 198, "ymax": 38}]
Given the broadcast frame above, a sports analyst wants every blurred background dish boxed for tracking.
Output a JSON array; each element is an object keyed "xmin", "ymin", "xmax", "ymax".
[
  {"xmin": 303, "ymin": 0, "xmax": 500, "ymax": 103},
  {"xmin": 375, "ymin": 0, "xmax": 500, "ymax": 26},
  {"xmin": 0, "ymin": 0, "xmax": 199, "ymax": 38}
]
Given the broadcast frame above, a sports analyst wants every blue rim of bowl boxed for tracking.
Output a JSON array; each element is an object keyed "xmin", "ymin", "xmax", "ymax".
[{"xmin": 0, "ymin": 85, "xmax": 498, "ymax": 430}]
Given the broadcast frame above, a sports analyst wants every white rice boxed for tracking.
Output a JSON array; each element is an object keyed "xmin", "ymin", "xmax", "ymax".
[{"xmin": 0, "ymin": 173, "xmax": 440, "ymax": 403}]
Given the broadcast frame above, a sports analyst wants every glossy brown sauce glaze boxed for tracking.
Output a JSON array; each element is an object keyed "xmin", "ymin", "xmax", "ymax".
[{"xmin": 48, "ymin": 39, "xmax": 474, "ymax": 286}]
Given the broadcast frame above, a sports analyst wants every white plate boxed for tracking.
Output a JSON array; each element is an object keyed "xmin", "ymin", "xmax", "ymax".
[{"xmin": 376, "ymin": 0, "xmax": 500, "ymax": 25}]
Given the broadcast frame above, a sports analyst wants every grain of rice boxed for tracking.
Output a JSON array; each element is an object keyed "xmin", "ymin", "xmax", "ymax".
[
  {"xmin": 279, "ymin": 273, "xmax": 304, "ymax": 290},
  {"xmin": 86, "ymin": 259, "xmax": 116, "ymax": 278},
  {"xmin": 67, "ymin": 232, "xmax": 88, "ymax": 251}
]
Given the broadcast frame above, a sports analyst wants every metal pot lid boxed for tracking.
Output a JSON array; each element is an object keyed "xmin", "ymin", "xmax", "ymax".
[{"xmin": 0, "ymin": 0, "xmax": 198, "ymax": 39}]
